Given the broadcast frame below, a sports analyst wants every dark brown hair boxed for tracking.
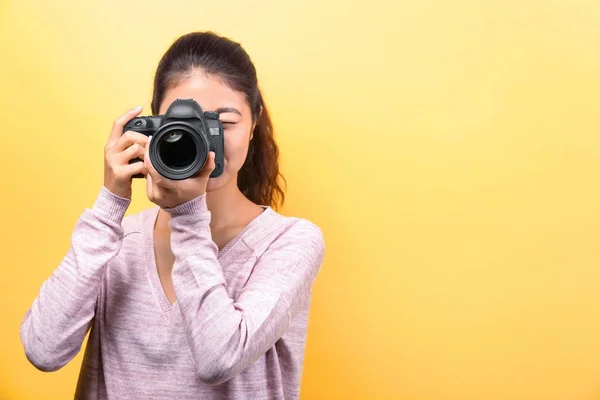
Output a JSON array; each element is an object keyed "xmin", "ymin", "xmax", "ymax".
[{"xmin": 150, "ymin": 31, "xmax": 286, "ymax": 209}]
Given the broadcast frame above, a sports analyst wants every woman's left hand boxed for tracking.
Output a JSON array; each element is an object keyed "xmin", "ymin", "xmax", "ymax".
[{"xmin": 145, "ymin": 136, "xmax": 216, "ymax": 209}]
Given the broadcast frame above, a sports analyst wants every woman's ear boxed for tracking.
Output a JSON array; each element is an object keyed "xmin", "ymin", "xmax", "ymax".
[{"xmin": 250, "ymin": 106, "xmax": 263, "ymax": 141}]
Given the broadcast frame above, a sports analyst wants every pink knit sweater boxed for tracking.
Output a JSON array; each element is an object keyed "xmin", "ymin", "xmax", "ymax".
[{"xmin": 20, "ymin": 186, "xmax": 325, "ymax": 399}]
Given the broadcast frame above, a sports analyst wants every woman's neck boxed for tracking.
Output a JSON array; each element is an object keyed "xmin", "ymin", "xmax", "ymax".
[{"xmin": 205, "ymin": 180, "xmax": 254, "ymax": 229}]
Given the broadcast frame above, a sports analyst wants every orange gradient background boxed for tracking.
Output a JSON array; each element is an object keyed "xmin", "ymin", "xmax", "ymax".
[{"xmin": 2, "ymin": 1, "xmax": 600, "ymax": 399}]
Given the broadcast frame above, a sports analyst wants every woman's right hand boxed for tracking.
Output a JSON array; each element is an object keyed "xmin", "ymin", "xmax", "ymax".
[{"xmin": 103, "ymin": 106, "xmax": 149, "ymax": 199}]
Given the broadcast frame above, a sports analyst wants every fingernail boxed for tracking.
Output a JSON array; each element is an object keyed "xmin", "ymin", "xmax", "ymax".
[{"xmin": 133, "ymin": 105, "xmax": 143, "ymax": 111}]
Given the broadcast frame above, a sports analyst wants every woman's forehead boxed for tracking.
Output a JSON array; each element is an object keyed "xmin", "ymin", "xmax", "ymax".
[{"xmin": 160, "ymin": 74, "xmax": 248, "ymax": 115}]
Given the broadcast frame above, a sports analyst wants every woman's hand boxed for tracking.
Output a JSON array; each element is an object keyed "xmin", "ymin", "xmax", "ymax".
[
  {"xmin": 103, "ymin": 106, "xmax": 149, "ymax": 199},
  {"xmin": 145, "ymin": 136, "xmax": 216, "ymax": 209}
]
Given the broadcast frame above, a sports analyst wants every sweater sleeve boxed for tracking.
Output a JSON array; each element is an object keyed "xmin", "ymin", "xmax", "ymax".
[
  {"xmin": 20, "ymin": 186, "xmax": 131, "ymax": 372},
  {"xmin": 164, "ymin": 194, "xmax": 325, "ymax": 386}
]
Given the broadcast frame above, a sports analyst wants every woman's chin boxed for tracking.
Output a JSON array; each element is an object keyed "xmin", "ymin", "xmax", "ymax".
[{"xmin": 205, "ymin": 172, "xmax": 230, "ymax": 192}]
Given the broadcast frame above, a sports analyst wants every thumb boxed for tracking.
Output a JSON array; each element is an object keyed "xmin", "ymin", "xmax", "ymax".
[
  {"xmin": 108, "ymin": 105, "xmax": 143, "ymax": 147},
  {"xmin": 146, "ymin": 168, "xmax": 154, "ymax": 198},
  {"xmin": 200, "ymin": 151, "xmax": 216, "ymax": 178}
]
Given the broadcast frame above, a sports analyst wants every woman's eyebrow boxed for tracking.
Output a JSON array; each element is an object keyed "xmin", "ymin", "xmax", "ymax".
[{"xmin": 214, "ymin": 107, "xmax": 242, "ymax": 116}]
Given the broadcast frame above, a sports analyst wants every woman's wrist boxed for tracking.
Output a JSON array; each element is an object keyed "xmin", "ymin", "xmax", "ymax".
[
  {"xmin": 162, "ymin": 193, "xmax": 208, "ymax": 217},
  {"xmin": 91, "ymin": 186, "xmax": 131, "ymax": 223}
]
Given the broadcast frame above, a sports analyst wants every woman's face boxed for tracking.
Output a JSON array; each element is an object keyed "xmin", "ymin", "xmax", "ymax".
[{"xmin": 158, "ymin": 72, "xmax": 254, "ymax": 192}]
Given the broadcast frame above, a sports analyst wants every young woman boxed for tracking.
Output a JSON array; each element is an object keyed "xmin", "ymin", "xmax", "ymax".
[{"xmin": 20, "ymin": 31, "xmax": 325, "ymax": 400}]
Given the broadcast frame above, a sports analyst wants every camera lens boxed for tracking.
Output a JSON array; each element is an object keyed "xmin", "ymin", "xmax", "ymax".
[{"xmin": 158, "ymin": 130, "xmax": 196, "ymax": 169}]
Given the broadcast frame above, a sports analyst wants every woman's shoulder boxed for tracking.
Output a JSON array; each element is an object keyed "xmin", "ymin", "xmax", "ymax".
[{"xmin": 245, "ymin": 207, "xmax": 325, "ymax": 258}]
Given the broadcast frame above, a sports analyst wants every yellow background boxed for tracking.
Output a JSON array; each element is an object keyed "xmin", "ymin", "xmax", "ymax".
[{"xmin": 2, "ymin": 0, "xmax": 600, "ymax": 399}]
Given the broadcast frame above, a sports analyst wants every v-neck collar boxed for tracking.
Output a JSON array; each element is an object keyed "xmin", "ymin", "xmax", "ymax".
[
  {"xmin": 141, "ymin": 204, "xmax": 273, "ymax": 320},
  {"xmin": 216, "ymin": 205, "xmax": 271, "ymax": 258}
]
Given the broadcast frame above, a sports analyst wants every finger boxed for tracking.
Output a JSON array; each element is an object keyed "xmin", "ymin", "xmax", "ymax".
[
  {"xmin": 144, "ymin": 136, "xmax": 159, "ymax": 180},
  {"xmin": 118, "ymin": 143, "xmax": 145, "ymax": 164},
  {"xmin": 113, "ymin": 131, "xmax": 149, "ymax": 153},
  {"xmin": 107, "ymin": 106, "xmax": 143, "ymax": 148},
  {"xmin": 199, "ymin": 151, "xmax": 216, "ymax": 179},
  {"xmin": 144, "ymin": 135, "xmax": 152, "ymax": 167},
  {"xmin": 122, "ymin": 160, "xmax": 148, "ymax": 179}
]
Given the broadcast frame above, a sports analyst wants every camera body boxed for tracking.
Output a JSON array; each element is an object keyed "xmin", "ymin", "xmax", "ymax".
[{"xmin": 123, "ymin": 98, "xmax": 224, "ymax": 180}]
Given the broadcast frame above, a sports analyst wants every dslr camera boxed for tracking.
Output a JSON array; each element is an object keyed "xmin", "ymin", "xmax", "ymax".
[{"xmin": 123, "ymin": 98, "xmax": 224, "ymax": 180}]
